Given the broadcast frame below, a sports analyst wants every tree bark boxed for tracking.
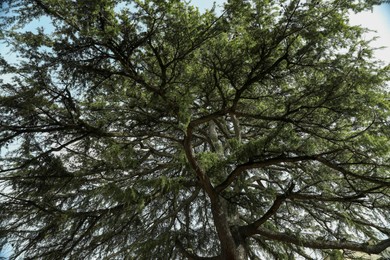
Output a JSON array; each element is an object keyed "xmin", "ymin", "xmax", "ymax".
[
  {"xmin": 183, "ymin": 124, "xmax": 245, "ymax": 259},
  {"xmin": 209, "ymin": 196, "xmax": 242, "ymax": 260}
]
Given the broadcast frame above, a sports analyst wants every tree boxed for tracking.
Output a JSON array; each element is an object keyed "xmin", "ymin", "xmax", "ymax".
[{"xmin": 0, "ymin": 0, "xmax": 390, "ymax": 259}]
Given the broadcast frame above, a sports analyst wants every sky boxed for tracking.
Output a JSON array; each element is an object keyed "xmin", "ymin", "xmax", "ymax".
[
  {"xmin": 0, "ymin": 1, "xmax": 390, "ymax": 259},
  {"xmin": 193, "ymin": 0, "xmax": 390, "ymax": 64},
  {"xmin": 348, "ymin": 4, "xmax": 390, "ymax": 64},
  {"xmin": 1, "ymin": 1, "xmax": 390, "ymax": 67}
]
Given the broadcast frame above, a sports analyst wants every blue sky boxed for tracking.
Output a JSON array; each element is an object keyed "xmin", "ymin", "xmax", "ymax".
[{"xmin": 348, "ymin": 3, "xmax": 390, "ymax": 64}]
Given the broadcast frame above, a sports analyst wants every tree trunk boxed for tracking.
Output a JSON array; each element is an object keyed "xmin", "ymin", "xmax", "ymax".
[{"xmin": 210, "ymin": 196, "xmax": 248, "ymax": 260}]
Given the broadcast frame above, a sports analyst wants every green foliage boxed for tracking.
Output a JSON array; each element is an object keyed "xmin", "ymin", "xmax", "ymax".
[
  {"xmin": 198, "ymin": 151, "xmax": 220, "ymax": 172},
  {"xmin": 0, "ymin": 0, "xmax": 389, "ymax": 259}
]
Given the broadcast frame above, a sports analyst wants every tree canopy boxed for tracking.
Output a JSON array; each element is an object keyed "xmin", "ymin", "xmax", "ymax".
[{"xmin": 1, "ymin": 0, "xmax": 390, "ymax": 259}]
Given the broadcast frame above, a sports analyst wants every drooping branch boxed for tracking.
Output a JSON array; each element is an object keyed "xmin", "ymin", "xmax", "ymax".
[
  {"xmin": 0, "ymin": 134, "xmax": 88, "ymax": 174},
  {"xmin": 254, "ymin": 227, "xmax": 390, "ymax": 255},
  {"xmin": 297, "ymin": 199, "xmax": 390, "ymax": 237}
]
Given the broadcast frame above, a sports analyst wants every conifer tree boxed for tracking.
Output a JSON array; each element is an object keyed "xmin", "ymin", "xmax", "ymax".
[{"xmin": 1, "ymin": 0, "xmax": 389, "ymax": 259}]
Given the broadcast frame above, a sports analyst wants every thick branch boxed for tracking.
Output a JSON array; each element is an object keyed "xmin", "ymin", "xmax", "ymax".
[
  {"xmin": 254, "ymin": 227, "xmax": 390, "ymax": 255},
  {"xmin": 183, "ymin": 128, "xmax": 215, "ymax": 197},
  {"xmin": 241, "ymin": 183, "xmax": 295, "ymax": 237},
  {"xmin": 215, "ymin": 155, "xmax": 315, "ymax": 193},
  {"xmin": 234, "ymin": 111, "xmax": 294, "ymax": 124},
  {"xmin": 316, "ymin": 157, "xmax": 390, "ymax": 187},
  {"xmin": 288, "ymin": 192, "xmax": 366, "ymax": 203},
  {"xmin": 229, "ymin": 112, "xmax": 241, "ymax": 143}
]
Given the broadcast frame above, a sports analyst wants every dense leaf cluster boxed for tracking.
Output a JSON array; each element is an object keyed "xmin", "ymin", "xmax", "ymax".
[{"xmin": 0, "ymin": 0, "xmax": 390, "ymax": 259}]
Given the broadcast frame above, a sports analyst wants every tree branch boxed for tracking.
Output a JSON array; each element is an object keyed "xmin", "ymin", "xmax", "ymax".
[
  {"xmin": 215, "ymin": 155, "xmax": 315, "ymax": 193},
  {"xmin": 241, "ymin": 182, "xmax": 295, "ymax": 237},
  {"xmin": 316, "ymin": 157, "xmax": 390, "ymax": 187},
  {"xmin": 288, "ymin": 192, "xmax": 367, "ymax": 203},
  {"xmin": 254, "ymin": 227, "xmax": 390, "ymax": 255}
]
